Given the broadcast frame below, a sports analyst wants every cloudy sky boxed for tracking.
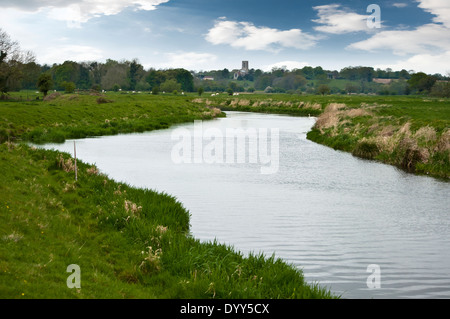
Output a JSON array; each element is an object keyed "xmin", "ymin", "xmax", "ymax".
[{"xmin": 1, "ymin": 0, "xmax": 449, "ymax": 74}]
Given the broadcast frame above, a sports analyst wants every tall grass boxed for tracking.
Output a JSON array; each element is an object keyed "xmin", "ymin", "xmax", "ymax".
[
  {"xmin": 307, "ymin": 97, "xmax": 449, "ymax": 179},
  {"xmin": 0, "ymin": 143, "xmax": 335, "ymax": 298}
]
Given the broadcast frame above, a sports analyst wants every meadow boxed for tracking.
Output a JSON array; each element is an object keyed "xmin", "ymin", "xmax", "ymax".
[
  {"xmin": 0, "ymin": 91, "xmax": 335, "ymax": 299},
  {"xmin": 0, "ymin": 92, "xmax": 224, "ymax": 144}
]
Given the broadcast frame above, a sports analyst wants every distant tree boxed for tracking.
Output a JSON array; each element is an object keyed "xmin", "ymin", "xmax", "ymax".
[
  {"xmin": 112, "ymin": 83, "xmax": 120, "ymax": 92},
  {"xmin": 0, "ymin": 28, "xmax": 35, "ymax": 93},
  {"xmin": 20, "ymin": 62, "xmax": 41, "ymax": 90},
  {"xmin": 51, "ymin": 61, "xmax": 79, "ymax": 90},
  {"xmin": 160, "ymin": 79, "xmax": 181, "ymax": 93},
  {"xmin": 128, "ymin": 58, "xmax": 144, "ymax": 90},
  {"xmin": 221, "ymin": 68, "xmax": 230, "ymax": 79},
  {"xmin": 61, "ymin": 81, "xmax": 76, "ymax": 93},
  {"xmin": 37, "ymin": 73, "xmax": 53, "ymax": 97},
  {"xmin": 317, "ymin": 84, "xmax": 331, "ymax": 95},
  {"xmin": 100, "ymin": 61, "xmax": 128, "ymax": 90},
  {"xmin": 227, "ymin": 88, "xmax": 233, "ymax": 95},
  {"xmin": 151, "ymin": 86, "xmax": 159, "ymax": 95},
  {"xmin": 198, "ymin": 87, "xmax": 204, "ymax": 96},
  {"xmin": 408, "ymin": 72, "xmax": 436, "ymax": 94},
  {"xmin": 345, "ymin": 82, "xmax": 359, "ymax": 94},
  {"xmin": 146, "ymin": 69, "xmax": 166, "ymax": 88},
  {"xmin": 431, "ymin": 81, "xmax": 450, "ymax": 98}
]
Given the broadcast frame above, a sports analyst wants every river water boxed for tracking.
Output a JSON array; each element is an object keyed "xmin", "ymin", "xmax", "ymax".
[{"xmin": 41, "ymin": 111, "xmax": 450, "ymax": 299}]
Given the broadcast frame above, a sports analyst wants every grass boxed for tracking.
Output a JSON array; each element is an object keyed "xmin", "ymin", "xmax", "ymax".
[
  {"xmin": 0, "ymin": 92, "xmax": 224, "ymax": 144},
  {"xmin": 0, "ymin": 92, "xmax": 335, "ymax": 299}
]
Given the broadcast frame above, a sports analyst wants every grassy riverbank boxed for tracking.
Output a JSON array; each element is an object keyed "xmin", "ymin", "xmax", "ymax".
[
  {"xmin": 0, "ymin": 92, "xmax": 335, "ymax": 299},
  {"xmin": 202, "ymin": 94, "xmax": 449, "ymax": 180},
  {"xmin": 0, "ymin": 92, "xmax": 224, "ymax": 144},
  {"xmin": 307, "ymin": 96, "xmax": 449, "ymax": 179}
]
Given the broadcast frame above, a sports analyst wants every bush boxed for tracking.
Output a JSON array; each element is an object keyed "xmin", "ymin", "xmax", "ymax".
[{"xmin": 352, "ymin": 141, "xmax": 380, "ymax": 159}]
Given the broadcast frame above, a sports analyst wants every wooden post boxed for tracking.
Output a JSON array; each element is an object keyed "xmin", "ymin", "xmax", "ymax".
[{"xmin": 74, "ymin": 141, "xmax": 78, "ymax": 181}]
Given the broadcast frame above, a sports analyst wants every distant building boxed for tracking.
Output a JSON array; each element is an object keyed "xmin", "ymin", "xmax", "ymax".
[
  {"xmin": 203, "ymin": 76, "xmax": 214, "ymax": 81},
  {"xmin": 242, "ymin": 61, "xmax": 249, "ymax": 72},
  {"xmin": 234, "ymin": 61, "xmax": 249, "ymax": 80}
]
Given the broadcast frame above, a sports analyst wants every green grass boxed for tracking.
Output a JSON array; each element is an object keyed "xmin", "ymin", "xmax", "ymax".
[
  {"xmin": 0, "ymin": 92, "xmax": 224, "ymax": 144},
  {"xmin": 305, "ymin": 96, "xmax": 450, "ymax": 179},
  {"xmin": 0, "ymin": 144, "xmax": 335, "ymax": 299},
  {"xmin": 0, "ymin": 92, "xmax": 335, "ymax": 299}
]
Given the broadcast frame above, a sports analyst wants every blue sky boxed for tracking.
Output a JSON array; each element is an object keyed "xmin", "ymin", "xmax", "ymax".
[{"xmin": 1, "ymin": 0, "xmax": 449, "ymax": 74}]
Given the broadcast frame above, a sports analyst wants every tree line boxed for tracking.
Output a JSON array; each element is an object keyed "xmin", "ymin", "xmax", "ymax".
[{"xmin": 1, "ymin": 28, "xmax": 449, "ymax": 97}]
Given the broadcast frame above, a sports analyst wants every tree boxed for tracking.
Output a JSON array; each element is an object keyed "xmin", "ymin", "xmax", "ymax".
[
  {"xmin": 197, "ymin": 87, "xmax": 204, "ymax": 96},
  {"xmin": 37, "ymin": 73, "xmax": 53, "ymax": 97},
  {"xmin": 51, "ymin": 61, "xmax": 79, "ymax": 90},
  {"xmin": 431, "ymin": 81, "xmax": 450, "ymax": 98},
  {"xmin": 408, "ymin": 72, "xmax": 436, "ymax": 94},
  {"xmin": 0, "ymin": 28, "xmax": 35, "ymax": 93},
  {"xmin": 61, "ymin": 81, "xmax": 76, "ymax": 93},
  {"xmin": 317, "ymin": 84, "xmax": 330, "ymax": 95},
  {"xmin": 128, "ymin": 58, "xmax": 144, "ymax": 90},
  {"xmin": 100, "ymin": 61, "xmax": 129, "ymax": 90},
  {"xmin": 165, "ymin": 68, "xmax": 194, "ymax": 92},
  {"xmin": 160, "ymin": 79, "xmax": 181, "ymax": 93}
]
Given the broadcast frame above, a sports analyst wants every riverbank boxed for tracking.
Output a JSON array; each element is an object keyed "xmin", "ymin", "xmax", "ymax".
[
  {"xmin": 0, "ymin": 92, "xmax": 224, "ymax": 144},
  {"xmin": 204, "ymin": 94, "xmax": 449, "ymax": 180},
  {"xmin": 0, "ymin": 93, "xmax": 335, "ymax": 299}
]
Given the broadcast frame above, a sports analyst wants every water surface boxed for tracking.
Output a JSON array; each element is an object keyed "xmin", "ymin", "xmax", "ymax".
[{"xmin": 42, "ymin": 112, "xmax": 450, "ymax": 299}]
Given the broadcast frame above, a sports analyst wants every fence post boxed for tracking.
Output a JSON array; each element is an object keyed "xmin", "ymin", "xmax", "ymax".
[{"xmin": 74, "ymin": 141, "xmax": 78, "ymax": 181}]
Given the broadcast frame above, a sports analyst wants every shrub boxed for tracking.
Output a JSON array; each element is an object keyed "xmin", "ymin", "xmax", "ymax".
[{"xmin": 352, "ymin": 141, "xmax": 380, "ymax": 159}]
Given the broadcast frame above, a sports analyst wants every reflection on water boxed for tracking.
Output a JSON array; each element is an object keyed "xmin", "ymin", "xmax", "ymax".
[{"xmin": 42, "ymin": 112, "xmax": 450, "ymax": 299}]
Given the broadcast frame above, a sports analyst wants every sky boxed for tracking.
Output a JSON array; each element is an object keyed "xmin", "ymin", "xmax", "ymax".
[{"xmin": 1, "ymin": 0, "xmax": 449, "ymax": 74}]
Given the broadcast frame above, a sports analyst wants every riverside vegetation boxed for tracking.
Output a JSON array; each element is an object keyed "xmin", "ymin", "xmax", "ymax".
[{"xmin": 0, "ymin": 92, "xmax": 335, "ymax": 299}]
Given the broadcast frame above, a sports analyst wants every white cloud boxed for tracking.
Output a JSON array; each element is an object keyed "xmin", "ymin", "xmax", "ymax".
[
  {"xmin": 261, "ymin": 61, "xmax": 310, "ymax": 72},
  {"xmin": 347, "ymin": 0, "xmax": 450, "ymax": 75},
  {"xmin": 0, "ymin": 0, "xmax": 170, "ymax": 24},
  {"xmin": 348, "ymin": 23, "xmax": 450, "ymax": 55},
  {"xmin": 392, "ymin": 3, "xmax": 408, "ymax": 8},
  {"xmin": 312, "ymin": 4, "xmax": 372, "ymax": 34},
  {"xmin": 416, "ymin": 0, "xmax": 450, "ymax": 27},
  {"xmin": 157, "ymin": 52, "xmax": 218, "ymax": 70},
  {"xmin": 39, "ymin": 45, "xmax": 104, "ymax": 64},
  {"xmin": 374, "ymin": 51, "xmax": 450, "ymax": 75},
  {"xmin": 205, "ymin": 19, "xmax": 319, "ymax": 51}
]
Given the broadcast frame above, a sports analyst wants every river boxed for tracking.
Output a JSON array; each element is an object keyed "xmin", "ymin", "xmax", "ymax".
[{"xmin": 41, "ymin": 111, "xmax": 450, "ymax": 299}]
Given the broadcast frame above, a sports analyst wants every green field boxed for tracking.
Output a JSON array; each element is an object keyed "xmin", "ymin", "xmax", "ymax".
[
  {"xmin": 0, "ymin": 92, "xmax": 224, "ymax": 144},
  {"xmin": 0, "ymin": 92, "xmax": 336, "ymax": 299}
]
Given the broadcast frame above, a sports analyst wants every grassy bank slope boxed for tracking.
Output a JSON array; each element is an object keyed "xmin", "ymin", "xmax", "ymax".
[
  {"xmin": 192, "ymin": 94, "xmax": 326, "ymax": 116},
  {"xmin": 306, "ymin": 96, "xmax": 449, "ymax": 179},
  {"xmin": 0, "ymin": 144, "xmax": 334, "ymax": 299},
  {"xmin": 0, "ymin": 93, "xmax": 223, "ymax": 144},
  {"xmin": 0, "ymin": 93, "xmax": 334, "ymax": 299}
]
